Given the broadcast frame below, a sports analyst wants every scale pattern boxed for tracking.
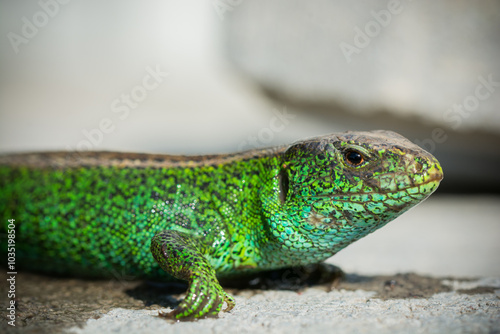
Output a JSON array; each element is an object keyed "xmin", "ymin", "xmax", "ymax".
[
  {"xmin": 0, "ymin": 155, "xmax": 274, "ymax": 279},
  {"xmin": 0, "ymin": 130, "xmax": 443, "ymax": 320}
]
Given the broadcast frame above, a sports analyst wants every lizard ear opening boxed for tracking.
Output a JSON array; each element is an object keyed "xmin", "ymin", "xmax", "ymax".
[{"xmin": 278, "ymin": 167, "xmax": 289, "ymax": 205}]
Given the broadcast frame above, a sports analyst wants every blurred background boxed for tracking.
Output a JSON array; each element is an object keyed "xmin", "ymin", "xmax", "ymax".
[{"xmin": 0, "ymin": 1, "xmax": 499, "ymax": 276}]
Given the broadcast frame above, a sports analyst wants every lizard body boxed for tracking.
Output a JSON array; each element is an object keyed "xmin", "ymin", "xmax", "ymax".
[{"xmin": 0, "ymin": 130, "xmax": 443, "ymax": 319}]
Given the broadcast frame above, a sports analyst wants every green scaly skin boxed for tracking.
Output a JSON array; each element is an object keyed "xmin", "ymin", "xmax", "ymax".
[{"xmin": 0, "ymin": 130, "xmax": 443, "ymax": 320}]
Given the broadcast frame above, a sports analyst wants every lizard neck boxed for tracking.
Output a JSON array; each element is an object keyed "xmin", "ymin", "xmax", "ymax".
[{"xmin": 248, "ymin": 154, "xmax": 340, "ymax": 269}]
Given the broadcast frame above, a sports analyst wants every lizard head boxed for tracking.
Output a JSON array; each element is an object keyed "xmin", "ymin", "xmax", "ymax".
[{"xmin": 262, "ymin": 130, "xmax": 443, "ymax": 258}]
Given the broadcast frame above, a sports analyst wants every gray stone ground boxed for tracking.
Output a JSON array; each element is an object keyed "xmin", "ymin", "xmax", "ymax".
[
  {"xmin": 66, "ymin": 286, "xmax": 500, "ymax": 334},
  {"xmin": 2, "ymin": 270, "xmax": 500, "ymax": 334}
]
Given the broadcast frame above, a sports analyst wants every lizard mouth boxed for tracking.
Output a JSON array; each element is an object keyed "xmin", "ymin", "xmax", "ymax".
[
  {"xmin": 423, "ymin": 162, "xmax": 444, "ymax": 183},
  {"xmin": 383, "ymin": 162, "xmax": 443, "ymax": 198},
  {"xmin": 367, "ymin": 162, "xmax": 444, "ymax": 197},
  {"xmin": 382, "ymin": 159, "xmax": 443, "ymax": 195}
]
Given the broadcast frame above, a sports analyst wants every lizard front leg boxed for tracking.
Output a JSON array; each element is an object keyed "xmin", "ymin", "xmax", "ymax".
[{"xmin": 150, "ymin": 230, "xmax": 235, "ymax": 320}]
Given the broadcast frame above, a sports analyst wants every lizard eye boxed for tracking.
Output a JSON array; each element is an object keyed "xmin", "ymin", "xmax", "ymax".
[
  {"xmin": 278, "ymin": 167, "xmax": 289, "ymax": 204},
  {"xmin": 344, "ymin": 150, "xmax": 365, "ymax": 167}
]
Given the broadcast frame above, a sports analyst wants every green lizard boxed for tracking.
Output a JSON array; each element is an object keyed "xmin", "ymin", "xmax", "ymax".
[{"xmin": 0, "ymin": 130, "xmax": 443, "ymax": 320}]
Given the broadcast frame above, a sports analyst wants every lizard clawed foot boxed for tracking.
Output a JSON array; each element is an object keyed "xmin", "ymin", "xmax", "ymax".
[
  {"xmin": 222, "ymin": 293, "xmax": 235, "ymax": 312},
  {"xmin": 159, "ymin": 274, "xmax": 235, "ymax": 320},
  {"xmin": 151, "ymin": 230, "xmax": 235, "ymax": 320}
]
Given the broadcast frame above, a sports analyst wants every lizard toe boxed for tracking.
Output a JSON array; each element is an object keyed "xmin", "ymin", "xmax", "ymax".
[
  {"xmin": 222, "ymin": 292, "xmax": 235, "ymax": 312},
  {"xmin": 200, "ymin": 293, "xmax": 222, "ymax": 318}
]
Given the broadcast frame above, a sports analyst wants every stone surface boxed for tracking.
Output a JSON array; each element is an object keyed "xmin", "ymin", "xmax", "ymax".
[
  {"xmin": 224, "ymin": 0, "xmax": 500, "ymax": 133},
  {"xmin": 2, "ymin": 272, "xmax": 499, "ymax": 334},
  {"xmin": 65, "ymin": 289, "xmax": 500, "ymax": 334}
]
